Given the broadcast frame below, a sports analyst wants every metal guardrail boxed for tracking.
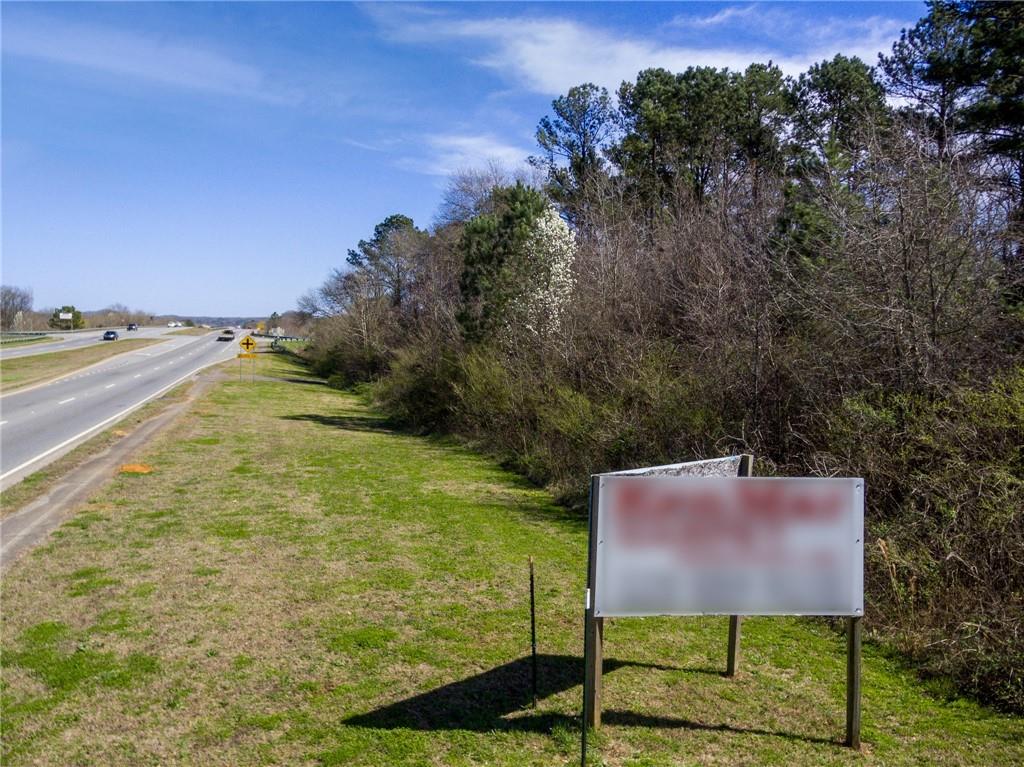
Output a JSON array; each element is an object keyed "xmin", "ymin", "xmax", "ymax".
[{"xmin": 252, "ymin": 333, "xmax": 307, "ymax": 341}]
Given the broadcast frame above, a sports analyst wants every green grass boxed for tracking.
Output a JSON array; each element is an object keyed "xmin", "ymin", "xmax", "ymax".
[
  {"xmin": 0, "ymin": 338, "xmax": 162, "ymax": 392},
  {"xmin": 0, "ymin": 335, "xmax": 57, "ymax": 347},
  {"xmin": 1, "ymin": 353, "xmax": 1021, "ymax": 766}
]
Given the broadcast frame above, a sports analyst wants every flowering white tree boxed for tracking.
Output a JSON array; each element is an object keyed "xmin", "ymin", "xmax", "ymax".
[{"xmin": 516, "ymin": 206, "xmax": 577, "ymax": 337}]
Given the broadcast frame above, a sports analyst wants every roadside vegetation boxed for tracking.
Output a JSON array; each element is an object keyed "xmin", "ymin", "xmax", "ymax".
[
  {"xmin": 168, "ymin": 327, "xmax": 212, "ymax": 337},
  {"xmin": 0, "ymin": 335, "xmax": 56, "ymax": 347},
  {"xmin": 299, "ymin": 3, "xmax": 1024, "ymax": 713},
  {"xmin": 0, "ymin": 338, "xmax": 162, "ymax": 393},
  {"xmin": 2, "ymin": 354, "xmax": 1021, "ymax": 766}
]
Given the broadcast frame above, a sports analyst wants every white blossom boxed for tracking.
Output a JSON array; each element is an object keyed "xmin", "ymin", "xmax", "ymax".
[{"xmin": 518, "ymin": 206, "xmax": 577, "ymax": 336}]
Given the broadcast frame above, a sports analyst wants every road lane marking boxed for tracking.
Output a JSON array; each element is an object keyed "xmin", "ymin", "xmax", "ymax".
[
  {"xmin": 58, "ymin": 397, "xmax": 75, "ymax": 405},
  {"xmin": 105, "ymin": 384, "xmax": 116, "ymax": 389},
  {"xmin": 1, "ymin": 358, "xmax": 228, "ymax": 483},
  {"xmin": 134, "ymin": 374, "xmax": 142, "ymax": 378},
  {"xmin": 0, "ymin": 421, "xmax": 7, "ymax": 426}
]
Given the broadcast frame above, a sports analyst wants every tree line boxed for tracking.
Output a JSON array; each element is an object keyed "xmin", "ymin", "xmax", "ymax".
[
  {"xmin": 300, "ymin": 2, "xmax": 1023, "ymax": 711},
  {"xmin": 0, "ymin": 289, "xmax": 159, "ymax": 332}
]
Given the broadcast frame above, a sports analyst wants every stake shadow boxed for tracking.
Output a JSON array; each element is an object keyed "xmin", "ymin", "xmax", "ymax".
[{"xmin": 342, "ymin": 654, "xmax": 671, "ymax": 733}]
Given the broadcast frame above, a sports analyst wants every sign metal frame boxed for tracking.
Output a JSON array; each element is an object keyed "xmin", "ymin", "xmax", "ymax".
[{"xmin": 581, "ymin": 454, "xmax": 864, "ymax": 757}]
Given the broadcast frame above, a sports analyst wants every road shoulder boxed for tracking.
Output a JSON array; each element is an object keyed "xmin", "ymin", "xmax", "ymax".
[{"xmin": 0, "ymin": 371, "xmax": 222, "ymax": 568}]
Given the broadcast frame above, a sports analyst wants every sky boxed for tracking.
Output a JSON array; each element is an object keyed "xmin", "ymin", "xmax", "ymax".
[{"xmin": 2, "ymin": 1, "xmax": 926, "ymax": 317}]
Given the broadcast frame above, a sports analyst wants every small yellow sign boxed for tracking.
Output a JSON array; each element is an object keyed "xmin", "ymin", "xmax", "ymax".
[
  {"xmin": 239, "ymin": 335, "xmax": 257, "ymax": 352},
  {"xmin": 237, "ymin": 353, "xmax": 257, "ymax": 359}
]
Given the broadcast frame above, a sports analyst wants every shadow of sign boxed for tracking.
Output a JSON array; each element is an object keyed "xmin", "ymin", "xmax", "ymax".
[{"xmin": 342, "ymin": 654, "xmax": 670, "ymax": 733}]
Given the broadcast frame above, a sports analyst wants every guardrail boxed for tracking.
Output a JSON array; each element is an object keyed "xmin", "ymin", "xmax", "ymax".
[{"xmin": 251, "ymin": 333, "xmax": 307, "ymax": 342}]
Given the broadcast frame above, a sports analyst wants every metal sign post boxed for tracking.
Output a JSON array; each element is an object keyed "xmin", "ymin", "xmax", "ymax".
[{"xmin": 727, "ymin": 453, "xmax": 753, "ymax": 676}]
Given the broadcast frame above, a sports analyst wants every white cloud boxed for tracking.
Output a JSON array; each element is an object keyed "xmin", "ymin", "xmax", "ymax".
[
  {"xmin": 684, "ymin": 5, "xmax": 760, "ymax": 29},
  {"xmin": 399, "ymin": 133, "xmax": 531, "ymax": 177},
  {"xmin": 2, "ymin": 14, "xmax": 296, "ymax": 104},
  {"xmin": 368, "ymin": 5, "xmax": 911, "ymax": 95}
]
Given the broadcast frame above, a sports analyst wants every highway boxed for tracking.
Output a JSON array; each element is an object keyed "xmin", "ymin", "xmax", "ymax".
[
  {"xmin": 0, "ymin": 330, "xmax": 240, "ymax": 488},
  {"xmin": 0, "ymin": 325, "xmax": 176, "ymax": 360}
]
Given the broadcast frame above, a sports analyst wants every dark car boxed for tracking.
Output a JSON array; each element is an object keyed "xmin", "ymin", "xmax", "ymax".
[
  {"xmin": 103, "ymin": 330, "xmax": 119, "ymax": 341},
  {"xmin": 127, "ymin": 323, "xmax": 138, "ymax": 331},
  {"xmin": 216, "ymin": 329, "xmax": 235, "ymax": 341}
]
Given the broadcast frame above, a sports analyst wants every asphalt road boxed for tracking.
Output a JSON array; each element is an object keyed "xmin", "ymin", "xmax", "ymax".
[
  {"xmin": 0, "ymin": 330, "xmax": 241, "ymax": 488},
  {"xmin": 0, "ymin": 325, "xmax": 178, "ymax": 359}
]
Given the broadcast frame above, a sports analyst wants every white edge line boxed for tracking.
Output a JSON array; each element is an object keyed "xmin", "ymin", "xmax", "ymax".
[{"xmin": 0, "ymin": 355, "xmax": 228, "ymax": 482}]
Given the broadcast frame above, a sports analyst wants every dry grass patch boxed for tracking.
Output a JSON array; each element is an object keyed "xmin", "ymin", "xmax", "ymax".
[{"xmin": 168, "ymin": 327, "xmax": 213, "ymax": 336}]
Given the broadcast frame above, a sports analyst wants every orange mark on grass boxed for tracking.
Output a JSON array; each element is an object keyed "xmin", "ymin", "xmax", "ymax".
[{"xmin": 119, "ymin": 464, "xmax": 153, "ymax": 474}]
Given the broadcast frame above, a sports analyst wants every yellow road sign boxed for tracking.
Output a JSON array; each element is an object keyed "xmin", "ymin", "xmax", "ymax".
[
  {"xmin": 239, "ymin": 335, "xmax": 257, "ymax": 352},
  {"xmin": 237, "ymin": 353, "xmax": 257, "ymax": 359}
]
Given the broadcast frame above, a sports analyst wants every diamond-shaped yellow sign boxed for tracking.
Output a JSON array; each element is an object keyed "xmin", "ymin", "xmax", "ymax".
[{"xmin": 239, "ymin": 335, "xmax": 257, "ymax": 352}]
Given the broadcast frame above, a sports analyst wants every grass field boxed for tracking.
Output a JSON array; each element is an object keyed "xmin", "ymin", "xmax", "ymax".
[
  {"xmin": 1, "ymin": 354, "xmax": 1020, "ymax": 766},
  {"xmin": 0, "ymin": 335, "xmax": 57, "ymax": 347},
  {"xmin": 0, "ymin": 338, "xmax": 162, "ymax": 392},
  {"xmin": 168, "ymin": 327, "xmax": 213, "ymax": 336}
]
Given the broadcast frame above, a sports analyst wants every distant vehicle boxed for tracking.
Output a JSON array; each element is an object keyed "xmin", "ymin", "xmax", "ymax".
[
  {"xmin": 103, "ymin": 331, "xmax": 119, "ymax": 341},
  {"xmin": 127, "ymin": 323, "xmax": 138, "ymax": 331},
  {"xmin": 216, "ymin": 329, "xmax": 235, "ymax": 341}
]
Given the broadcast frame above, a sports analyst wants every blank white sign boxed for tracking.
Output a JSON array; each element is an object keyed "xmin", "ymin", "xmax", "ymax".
[{"xmin": 594, "ymin": 476, "xmax": 863, "ymax": 617}]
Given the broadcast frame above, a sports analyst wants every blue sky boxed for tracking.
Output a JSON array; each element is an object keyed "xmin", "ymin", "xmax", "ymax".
[{"xmin": 2, "ymin": 1, "xmax": 924, "ymax": 316}]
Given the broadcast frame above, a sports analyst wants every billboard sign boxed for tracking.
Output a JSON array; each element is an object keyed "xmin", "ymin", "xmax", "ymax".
[
  {"xmin": 59, "ymin": 312, "xmax": 73, "ymax": 320},
  {"xmin": 594, "ymin": 475, "xmax": 863, "ymax": 617}
]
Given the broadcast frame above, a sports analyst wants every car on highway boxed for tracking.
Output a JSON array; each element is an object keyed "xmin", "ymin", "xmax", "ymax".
[
  {"xmin": 127, "ymin": 323, "xmax": 138, "ymax": 331},
  {"xmin": 102, "ymin": 330, "xmax": 119, "ymax": 341},
  {"xmin": 216, "ymin": 329, "xmax": 235, "ymax": 341}
]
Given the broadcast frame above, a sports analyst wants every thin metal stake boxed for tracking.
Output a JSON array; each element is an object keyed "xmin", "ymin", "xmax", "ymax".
[{"xmin": 529, "ymin": 556, "xmax": 538, "ymax": 708}]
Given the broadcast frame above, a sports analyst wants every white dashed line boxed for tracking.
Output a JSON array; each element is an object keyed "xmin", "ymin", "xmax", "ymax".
[
  {"xmin": 58, "ymin": 397, "xmax": 75, "ymax": 405},
  {"xmin": 105, "ymin": 384, "xmax": 116, "ymax": 389},
  {"xmin": 134, "ymin": 374, "xmax": 142, "ymax": 379}
]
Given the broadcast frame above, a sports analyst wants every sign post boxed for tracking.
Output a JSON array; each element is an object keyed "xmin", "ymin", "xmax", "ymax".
[
  {"xmin": 238, "ymin": 336, "xmax": 257, "ymax": 382},
  {"xmin": 581, "ymin": 455, "xmax": 864, "ymax": 756},
  {"xmin": 727, "ymin": 453, "xmax": 754, "ymax": 676}
]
